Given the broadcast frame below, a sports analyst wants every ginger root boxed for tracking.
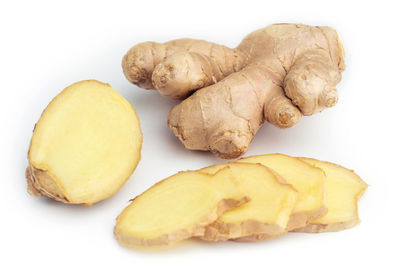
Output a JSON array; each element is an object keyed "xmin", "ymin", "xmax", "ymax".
[
  {"xmin": 26, "ymin": 80, "xmax": 142, "ymax": 205},
  {"xmin": 122, "ymin": 24, "xmax": 345, "ymax": 158}
]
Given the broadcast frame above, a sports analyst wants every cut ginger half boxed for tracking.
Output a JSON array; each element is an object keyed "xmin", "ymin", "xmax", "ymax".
[
  {"xmin": 26, "ymin": 80, "xmax": 142, "ymax": 205},
  {"xmin": 294, "ymin": 158, "xmax": 368, "ymax": 233},
  {"xmin": 199, "ymin": 162, "xmax": 298, "ymax": 241},
  {"xmin": 114, "ymin": 168, "xmax": 247, "ymax": 248},
  {"xmin": 237, "ymin": 154, "xmax": 327, "ymax": 233}
]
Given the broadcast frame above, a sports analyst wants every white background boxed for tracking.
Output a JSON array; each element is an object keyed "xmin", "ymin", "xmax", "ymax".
[{"xmin": 1, "ymin": 0, "xmax": 399, "ymax": 266}]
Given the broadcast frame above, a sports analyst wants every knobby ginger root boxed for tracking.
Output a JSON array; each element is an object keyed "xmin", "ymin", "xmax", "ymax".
[
  {"xmin": 26, "ymin": 80, "xmax": 142, "ymax": 205},
  {"xmin": 199, "ymin": 163, "xmax": 298, "ymax": 242},
  {"xmin": 114, "ymin": 168, "xmax": 247, "ymax": 248},
  {"xmin": 294, "ymin": 158, "xmax": 368, "ymax": 233},
  {"xmin": 122, "ymin": 24, "xmax": 345, "ymax": 158}
]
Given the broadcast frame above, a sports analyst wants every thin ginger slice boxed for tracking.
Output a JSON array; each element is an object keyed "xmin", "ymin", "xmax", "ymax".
[
  {"xmin": 199, "ymin": 163, "xmax": 298, "ymax": 241},
  {"xmin": 26, "ymin": 80, "xmax": 142, "ymax": 205},
  {"xmin": 237, "ymin": 154, "xmax": 327, "ymax": 234},
  {"xmin": 294, "ymin": 158, "xmax": 368, "ymax": 233},
  {"xmin": 114, "ymin": 167, "xmax": 247, "ymax": 248}
]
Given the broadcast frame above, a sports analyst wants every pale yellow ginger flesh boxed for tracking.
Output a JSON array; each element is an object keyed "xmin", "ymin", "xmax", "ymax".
[
  {"xmin": 123, "ymin": 23, "xmax": 345, "ymax": 158},
  {"xmin": 114, "ymin": 168, "xmax": 247, "ymax": 248},
  {"xmin": 27, "ymin": 80, "xmax": 142, "ymax": 205},
  {"xmin": 294, "ymin": 158, "xmax": 368, "ymax": 233},
  {"xmin": 237, "ymin": 154, "xmax": 327, "ymax": 233},
  {"xmin": 113, "ymin": 154, "xmax": 367, "ymax": 249},
  {"xmin": 199, "ymin": 163, "xmax": 298, "ymax": 241}
]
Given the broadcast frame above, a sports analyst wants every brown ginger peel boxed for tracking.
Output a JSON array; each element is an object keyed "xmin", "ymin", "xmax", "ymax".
[{"xmin": 123, "ymin": 24, "xmax": 345, "ymax": 158}]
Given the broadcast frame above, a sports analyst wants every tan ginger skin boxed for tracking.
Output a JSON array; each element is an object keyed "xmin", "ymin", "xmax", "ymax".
[{"xmin": 122, "ymin": 24, "xmax": 345, "ymax": 158}]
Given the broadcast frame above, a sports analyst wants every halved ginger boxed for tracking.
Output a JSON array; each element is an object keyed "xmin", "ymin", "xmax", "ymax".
[
  {"xmin": 237, "ymin": 154, "xmax": 327, "ymax": 232},
  {"xmin": 26, "ymin": 80, "xmax": 142, "ymax": 205},
  {"xmin": 294, "ymin": 158, "xmax": 368, "ymax": 233},
  {"xmin": 199, "ymin": 163, "xmax": 298, "ymax": 242},
  {"xmin": 114, "ymin": 168, "xmax": 247, "ymax": 248}
]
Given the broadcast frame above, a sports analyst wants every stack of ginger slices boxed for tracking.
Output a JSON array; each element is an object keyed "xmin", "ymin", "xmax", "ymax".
[{"xmin": 114, "ymin": 153, "xmax": 367, "ymax": 249}]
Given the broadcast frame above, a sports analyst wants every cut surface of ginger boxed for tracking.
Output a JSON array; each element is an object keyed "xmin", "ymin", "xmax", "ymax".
[
  {"xmin": 295, "ymin": 158, "xmax": 368, "ymax": 233},
  {"xmin": 114, "ymin": 167, "xmax": 247, "ymax": 248},
  {"xmin": 199, "ymin": 163, "xmax": 298, "ymax": 241},
  {"xmin": 27, "ymin": 80, "xmax": 142, "ymax": 205},
  {"xmin": 237, "ymin": 154, "xmax": 327, "ymax": 231}
]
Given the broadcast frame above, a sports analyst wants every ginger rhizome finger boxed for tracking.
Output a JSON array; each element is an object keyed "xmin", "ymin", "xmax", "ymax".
[
  {"xmin": 168, "ymin": 67, "xmax": 301, "ymax": 158},
  {"xmin": 122, "ymin": 39, "xmax": 245, "ymax": 92},
  {"xmin": 123, "ymin": 24, "xmax": 345, "ymax": 158}
]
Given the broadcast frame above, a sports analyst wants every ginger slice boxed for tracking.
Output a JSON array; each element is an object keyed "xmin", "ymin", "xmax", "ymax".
[
  {"xmin": 114, "ymin": 167, "xmax": 247, "ymax": 248},
  {"xmin": 294, "ymin": 158, "xmax": 368, "ymax": 233},
  {"xmin": 199, "ymin": 163, "xmax": 298, "ymax": 241},
  {"xmin": 27, "ymin": 80, "xmax": 142, "ymax": 205},
  {"xmin": 237, "ymin": 154, "xmax": 327, "ymax": 233}
]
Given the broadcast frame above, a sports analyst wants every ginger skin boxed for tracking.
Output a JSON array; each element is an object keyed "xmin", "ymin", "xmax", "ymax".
[{"xmin": 123, "ymin": 24, "xmax": 345, "ymax": 158}]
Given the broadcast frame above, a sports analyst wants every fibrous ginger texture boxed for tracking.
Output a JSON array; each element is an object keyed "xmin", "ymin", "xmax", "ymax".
[
  {"xmin": 122, "ymin": 24, "xmax": 345, "ymax": 158},
  {"xmin": 26, "ymin": 80, "xmax": 142, "ymax": 205}
]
